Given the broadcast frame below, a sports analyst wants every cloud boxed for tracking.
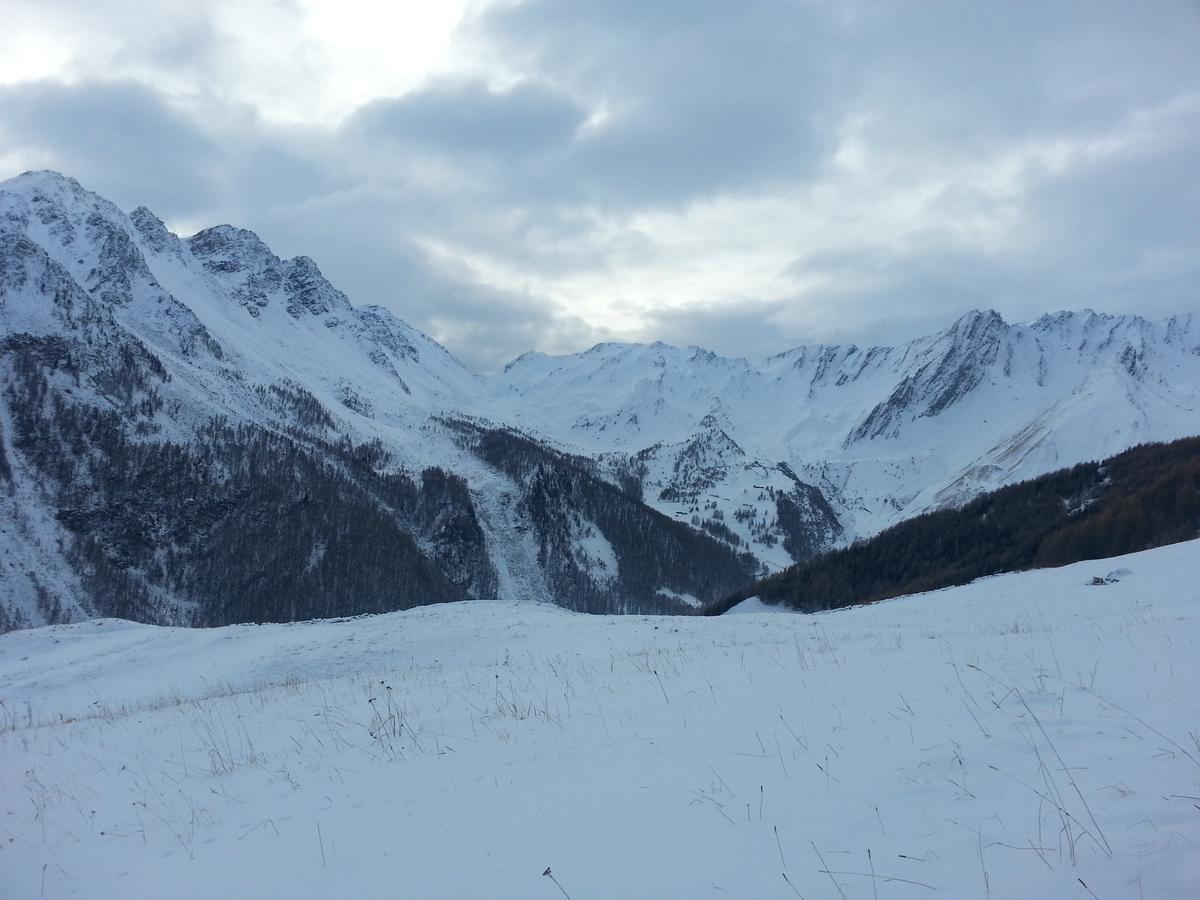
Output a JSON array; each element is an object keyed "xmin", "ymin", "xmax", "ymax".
[
  {"xmin": 779, "ymin": 91, "xmax": 1200, "ymax": 341},
  {"xmin": 349, "ymin": 79, "xmax": 585, "ymax": 160},
  {"xmin": 637, "ymin": 297, "xmax": 793, "ymax": 359},
  {"xmin": 0, "ymin": 79, "xmax": 219, "ymax": 213},
  {"xmin": 249, "ymin": 179, "xmax": 609, "ymax": 371},
  {"xmin": 0, "ymin": 77, "xmax": 592, "ymax": 370},
  {"xmin": 1, "ymin": 1, "xmax": 1197, "ymax": 370},
  {"xmin": 465, "ymin": 0, "xmax": 841, "ymax": 207}
]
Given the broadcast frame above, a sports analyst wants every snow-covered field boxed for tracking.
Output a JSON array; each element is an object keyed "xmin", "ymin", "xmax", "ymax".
[{"xmin": 2, "ymin": 543, "xmax": 1198, "ymax": 898}]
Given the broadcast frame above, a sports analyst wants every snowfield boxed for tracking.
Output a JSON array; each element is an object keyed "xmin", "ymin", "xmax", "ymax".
[{"xmin": 2, "ymin": 543, "xmax": 1198, "ymax": 898}]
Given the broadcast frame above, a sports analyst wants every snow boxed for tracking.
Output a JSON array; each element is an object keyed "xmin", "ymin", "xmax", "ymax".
[
  {"xmin": 654, "ymin": 587, "xmax": 703, "ymax": 608},
  {"xmin": 724, "ymin": 595, "xmax": 783, "ymax": 614},
  {"xmin": 2, "ymin": 540, "xmax": 1198, "ymax": 898},
  {"xmin": 568, "ymin": 513, "xmax": 619, "ymax": 586},
  {"xmin": 491, "ymin": 310, "xmax": 1200, "ymax": 544}
]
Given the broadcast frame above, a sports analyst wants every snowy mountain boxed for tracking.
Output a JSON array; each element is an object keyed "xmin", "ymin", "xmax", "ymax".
[
  {"xmin": 0, "ymin": 171, "xmax": 754, "ymax": 628},
  {"xmin": 2, "ymin": 170, "xmax": 1198, "ymax": 628},
  {"xmin": 495, "ymin": 305, "xmax": 1200, "ymax": 560}
]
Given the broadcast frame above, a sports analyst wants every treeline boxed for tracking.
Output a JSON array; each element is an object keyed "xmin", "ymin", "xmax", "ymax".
[
  {"xmin": 774, "ymin": 483, "xmax": 844, "ymax": 562},
  {"xmin": 706, "ymin": 436, "xmax": 1200, "ymax": 615}
]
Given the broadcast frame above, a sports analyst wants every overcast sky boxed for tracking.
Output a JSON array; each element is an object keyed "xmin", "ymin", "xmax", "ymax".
[{"xmin": 2, "ymin": 1, "xmax": 1198, "ymax": 370}]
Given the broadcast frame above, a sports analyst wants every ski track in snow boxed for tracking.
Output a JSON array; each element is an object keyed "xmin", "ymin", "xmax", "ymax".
[{"xmin": 2, "ymin": 541, "xmax": 1198, "ymax": 898}]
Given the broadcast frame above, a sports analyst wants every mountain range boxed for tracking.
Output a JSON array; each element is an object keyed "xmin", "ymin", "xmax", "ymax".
[{"xmin": 2, "ymin": 170, "xmax": 1198, "ymax": 629}]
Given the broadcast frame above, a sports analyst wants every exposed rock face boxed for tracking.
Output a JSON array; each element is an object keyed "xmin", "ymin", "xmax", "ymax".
[{"xmin": 847, "ymin": 309, "xmax": 1009, "ymax": 442}]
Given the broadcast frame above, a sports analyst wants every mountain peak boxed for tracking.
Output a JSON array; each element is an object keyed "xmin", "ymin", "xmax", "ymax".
[
  {"xmin": 0, "ymin": 170, "xmax": 130, "ymax": 242},
  {"xmin": 3, "ymin": 170, "xmax": 86, "ymax": 195},
  {"xmin": 1029, "ymin": 308, "xmax": 1112, "ymax": 331},
  {"xmin": 129, "ymin": 206, "xmax": 178, "ymax": 254},
  {"xmin": 187, "ymin": 224, "xmax": 274, "ymax": 269},
  {"xmin": 949, "ymin": 308, "xmax": 1006, "ymax": 334}
]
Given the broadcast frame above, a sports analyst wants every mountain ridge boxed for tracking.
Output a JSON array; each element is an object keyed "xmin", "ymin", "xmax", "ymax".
[{"xmin": 2, "ymin": 169, "xmax": 1198, "ymax": 629}]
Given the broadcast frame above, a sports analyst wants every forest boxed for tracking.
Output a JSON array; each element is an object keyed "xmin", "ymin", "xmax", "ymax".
[
  {"xmin": 706, "ymin": 436, "xmax": 1200, "ymax": 615},
  {"xmin": 1, "ymin": 336, "xmax": 495, "ymax": 628}
]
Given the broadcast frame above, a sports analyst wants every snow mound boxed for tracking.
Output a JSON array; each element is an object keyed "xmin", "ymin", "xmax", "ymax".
[{"xmin": 724, "ymin": 595, "xmax": 784, "ymax": 614}]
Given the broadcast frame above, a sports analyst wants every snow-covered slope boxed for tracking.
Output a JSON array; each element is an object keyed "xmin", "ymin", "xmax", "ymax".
[
  {"xmin": 495, "ymin": 307, "xmax": 1200, "ymax": 543},
  {"xmin": 0, "ymin": 171, "xmax": 755, "ymax": 627},
  {"xmin": 2, "ymin": 540, "xmax": 1197, "ymax": 897},
  {"xmin": 2, "ymin": 169, "xmax": 1198, "ymax": 628}
]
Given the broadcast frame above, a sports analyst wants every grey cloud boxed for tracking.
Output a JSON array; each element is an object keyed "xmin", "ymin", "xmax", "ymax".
[
  {"xmin": 0, "ymin": 79, "xmax": 356, "ymax": 224},
  {"xmin": 422, "ymin": 287, "xmax": 609, "ymax": 372},
  {"xmin": 0, "ymin": 79, "xmax": 220, "ymax": 215},
  {"xmin": 254, "ymin": 185, "xmax": 603, "ymax": 371},
  {"xmin": 112, "ymin": 9, "xmax": 221, "ymax": 79},
  {"xmin": 348, "ymin": 79, "xmax": 586, "ymax": 160},
  {"xmin": 809, "ymin": 3, "xmax": 1200, "ymax": 161},
  {"xmin": 329, "ymin": 2, "xmax": 844, "ymax": 215},
  {"xmin": 1016, "ymin": 124, "xmax": 1200, "ymax": 314},
  {"xmin": 471, "ymin": 0, "xmax": 841, "ymax": 207},
  {"xmin": 476, "ymin": 0, "xmax": 1200, "ymax": 202},
  {"xmin": 785, "ymin": 94, "xmax": 1200, "ymax": 337},
  {"xmin": 231, "ymin": 142, "xmax": 355, "ymax": 216},
  {"xmin": 637, "ymin": 297, "xmax": 794, "ymax": 360}
]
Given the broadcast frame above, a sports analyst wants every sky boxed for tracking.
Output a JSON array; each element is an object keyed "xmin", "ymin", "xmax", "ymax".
[{"xmin": 1, "ymin": 1, "xmax": 1197, "ymax": 370}]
